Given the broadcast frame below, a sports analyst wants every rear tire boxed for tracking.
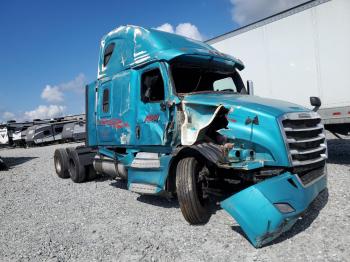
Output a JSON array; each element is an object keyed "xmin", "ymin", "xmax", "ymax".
[
  {"xmin": 54, "ymin": 148, "xmax": 70, "ymax": 178},
  {"xmin": 67, "ymin": 148, "xmax": 87, "ymax": 183},
  {"xmin": 176, "ymin": 157, "xmax": 211, "ymax": 224}
]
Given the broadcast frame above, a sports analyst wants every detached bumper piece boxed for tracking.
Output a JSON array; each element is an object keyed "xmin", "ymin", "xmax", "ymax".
[{"xmin": 221, "ymin": 171, "xmax": 327, "ymax": 247}]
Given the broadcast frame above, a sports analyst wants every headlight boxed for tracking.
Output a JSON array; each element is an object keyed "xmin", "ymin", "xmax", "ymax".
[{"xmin": 274, "ymin": 203, "xmax": 295, "ymax": 213}]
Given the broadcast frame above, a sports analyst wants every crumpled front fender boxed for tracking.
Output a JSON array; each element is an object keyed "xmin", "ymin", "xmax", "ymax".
[{"xmin": 221, "ymin": 171, "xmax": 327, "ymax": 247}]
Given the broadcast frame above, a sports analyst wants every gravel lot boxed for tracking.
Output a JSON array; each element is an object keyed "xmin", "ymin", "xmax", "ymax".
[{"xmin": 0, "ymin": 133, "xmax": 349, "ymax": 262}]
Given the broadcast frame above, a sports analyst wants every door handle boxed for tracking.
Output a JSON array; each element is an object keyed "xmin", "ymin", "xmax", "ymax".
[
  {"xmin": 160, "ymin": 102, "xmax": 166, "ymax": 112},
  {"xmin": 136, "ymin": 125, "xmax": 141, "ymax": 139}
]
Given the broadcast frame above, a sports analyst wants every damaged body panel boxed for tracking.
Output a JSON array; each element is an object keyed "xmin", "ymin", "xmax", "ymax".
[
  {"xmin": 221, "ymin": 170, "xmax": 327, "ymax": 247},
  {"xmin": 59, "ymin": 25, "xmax": 328, "ymax": 248}
]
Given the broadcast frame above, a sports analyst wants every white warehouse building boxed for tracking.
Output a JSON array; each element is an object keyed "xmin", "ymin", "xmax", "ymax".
[{"xmin": 206, "ymin": 0, "xmax": 350, "ymax": 135}]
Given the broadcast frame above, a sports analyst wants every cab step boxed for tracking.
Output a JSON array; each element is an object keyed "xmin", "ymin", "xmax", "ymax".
[{"xmin": 129, "ymin": 183, "xmax": 161, "ymax": 194}]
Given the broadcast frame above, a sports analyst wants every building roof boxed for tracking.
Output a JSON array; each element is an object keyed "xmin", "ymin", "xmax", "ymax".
[{"xmin": 206, "ymin": 0, "xmax": 330, "ymax": 45}]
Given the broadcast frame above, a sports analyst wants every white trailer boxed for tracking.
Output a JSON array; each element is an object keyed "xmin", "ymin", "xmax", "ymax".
[
  {"xmin": 0, "ymin": 125, "xmax": 9, "ymax": 145},
  {"xmin": 207, "ymin": 0, "xmax": 350, "ymax": 135}
]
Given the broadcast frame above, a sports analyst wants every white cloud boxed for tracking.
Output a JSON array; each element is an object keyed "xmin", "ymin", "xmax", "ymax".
[
  {"xmin": 41, "ymin": 85, "xmax": 64, "ymax": 103},
  {"xmin": 41, "ymin": 73, "xmax": 87, "ymax": 103},
  {"xmin": 2, "ymin": 111, "xmax": 15, "ymax": 121},
  {"xmin": 24, "ymin": 105, "xmax": 66, "ymax": 120},
  {"xmin": 230, "ymin": 0, "xmax": 308, "ymax": 25},
  {"xmin": 59, "ymin": 73, "xmax": 86, "ymax": 93},
  {"xmin": 155, "ymin": 23, "xmax": 203, "ymax": 41},
  {"xmin": 155, "ymin": 23, "xmax": 174, "ymax": 34},
  {"xmin": 175, "ymin": 23, "xmax": 203, "ymax": 41}
]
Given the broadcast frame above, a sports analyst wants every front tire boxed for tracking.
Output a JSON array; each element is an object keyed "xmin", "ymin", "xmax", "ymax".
[{"xmin": 176, "ymin": 157, "xmax": 211, "ymax": 224}]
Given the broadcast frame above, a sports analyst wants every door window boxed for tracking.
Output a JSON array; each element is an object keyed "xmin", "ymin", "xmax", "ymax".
[
  {"xmin": 102, "ymin": 88, "xmax": 110, "ymax": 113},
  {"xmin": 141, "ymin": 69, "xmax": 165, "ymax": 102}
]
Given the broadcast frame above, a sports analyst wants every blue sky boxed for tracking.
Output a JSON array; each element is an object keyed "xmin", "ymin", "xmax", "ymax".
[{"xmin": 0, "ymin": 0, "xmax": 307, "ymax": 122}]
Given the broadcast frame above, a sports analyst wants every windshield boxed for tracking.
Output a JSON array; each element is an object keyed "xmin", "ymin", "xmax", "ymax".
[{"xmin": 170, "ymin": 62, "xmax": 245, "ymax": 95}]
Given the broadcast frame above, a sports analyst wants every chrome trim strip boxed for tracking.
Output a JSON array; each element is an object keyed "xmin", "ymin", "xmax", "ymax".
[
  {"xmin": 287, "ymin": 133, "xmax": 325, "ymax": 144},
  {"xmin": 292, "ymin": 154, "xmax": 327, "ymax": 166},
  {"xmin": 284, "ymin": 124, "xmax": 324, "ymax": 132},
  {"xmin": 290, "ymin": 144, "xmax": 326, "ymax": 155},
  {"xmin": 282, "ymin": 111, "xmax": 321, "ymax": 120},
  {"xmin": 277, "ymin": 115, "xmax": 293, "ymax": 166}
]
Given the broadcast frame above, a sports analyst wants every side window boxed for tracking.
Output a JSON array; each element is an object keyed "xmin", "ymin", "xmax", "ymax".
[
  {"xmin": 43, "ymin": 130, "xmax": 50, "ymax": 136},
  {"xmin": 141, "ymin": 68, "xmax": 165, "ymax": 102},
  {"xmin": 103, "ymin": 43, "xmax": 115, "ymax": 67},
  {"xmin": 55, "ymin": 127, "xmax": 63, "ymax": 133},
  {"xmin": 213, "ymin": 77, "xmax": 237, "ymax": 92},
  {"xmin": 102, "ymin": 88, "xmax": 110, "ymax": 113}
]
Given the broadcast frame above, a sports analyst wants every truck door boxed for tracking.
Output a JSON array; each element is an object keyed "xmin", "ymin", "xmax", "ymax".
[
  {"xmin": 136, "ymin": 62, "xmax": 170, "ymax": 146},
  {"xmin": 96, "ymin": 80, "xmax": 114, "ymax": 144}
]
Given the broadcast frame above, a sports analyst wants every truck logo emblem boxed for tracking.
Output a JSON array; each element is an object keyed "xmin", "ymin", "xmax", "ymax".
[
  {"xmin": 298, "ymin": 113, "xmax": 311, "ymax": 118},
  {"xmin": 145, "ymin": 114, "xmax": 160, "ymax": 122},
  {"xmin": 98, "ymin": 118, "xmax": 129, "ymax": 129}
]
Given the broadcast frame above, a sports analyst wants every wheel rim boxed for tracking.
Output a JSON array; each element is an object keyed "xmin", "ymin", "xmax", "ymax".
[
  {"xmin": 55, "ymin": 158, "xmax": 61, "ymax": 173},
  {"xmin": 194, "ymin": 162, "xmax": 209, "ymax": 206}
]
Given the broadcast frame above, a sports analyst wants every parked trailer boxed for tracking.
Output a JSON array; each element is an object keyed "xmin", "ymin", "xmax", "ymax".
[
  {"xmin": 206, "ymin": 0, "xmax": 350, "ymax": 136},
  {"xmin": 62, "ymin": 121, "xmax": 86, "ymax": 142},
  {"xmin": 12, "ymin": 127, "xmax": 32, "ymax": 147},
  {"xmin": 7, "ymin": 121, "xmax": 33, "ymax": 147},
  {"xmin": 0, "ymin": 125, "xmax": 9, "ymax": 145},
  {"xmin": 54, "ymin": 25, "xmax": 327, "ymax": 248}
]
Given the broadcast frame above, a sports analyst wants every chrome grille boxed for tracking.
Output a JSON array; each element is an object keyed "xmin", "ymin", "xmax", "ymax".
[{"xmin": 280, "ymin": 112, "xmax": 327, "ymax": 168}]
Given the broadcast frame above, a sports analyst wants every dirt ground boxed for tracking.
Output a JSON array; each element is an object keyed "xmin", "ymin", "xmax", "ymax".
[{"xmin": 0, "ymin": 134, "xmax": 349, "ymax": 261}]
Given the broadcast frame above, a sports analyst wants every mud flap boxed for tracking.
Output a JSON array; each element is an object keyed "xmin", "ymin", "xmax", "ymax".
[{"xmin": 221, "ymin": 171, "xmax": 327, "ymax": 247}]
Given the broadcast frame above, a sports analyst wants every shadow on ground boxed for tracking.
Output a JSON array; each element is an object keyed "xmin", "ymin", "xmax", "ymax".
[
  {"xmin": 0, "ymin": 156, "xmax": 38, "ymax": 170},
  {"xmin": 327, "ymin": 138, "xmax": 350, "ymax": 165},
  {"xmin": 137, "ymin": 194, "xmax": 179, "ymax": 208},
  {"xmin": 231, "ymin": 188, "xmax": 329, "ymax": 247},
  {"xmin": 109, "ymin": 178, "xmax": 128, "ymax": 190},
  {"xmin": 109, "ymin": 178, "xmax": 179, "ymax": 208}
]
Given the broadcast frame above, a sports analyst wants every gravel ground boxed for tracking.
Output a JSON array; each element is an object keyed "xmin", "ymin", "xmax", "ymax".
[{"xmin": 0, "ymin": 133, "xmax": 349, "ymax": 262}]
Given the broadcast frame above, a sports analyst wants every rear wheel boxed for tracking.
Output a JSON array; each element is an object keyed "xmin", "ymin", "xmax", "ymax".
[
  {"xmin": 176, "ymin": 157, "xmax": 211, "ymax": 224},
  {"xmin": 67, "ymin": 147, "xmax": 87, "ymax": 183},
  {"xmin": 54, "ymin": 148, "xmax": 70, "ymax": 178}
]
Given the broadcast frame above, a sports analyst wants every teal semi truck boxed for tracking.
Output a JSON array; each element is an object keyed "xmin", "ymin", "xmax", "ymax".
[{"xmin": 54, "ymin": 25, "xmax": 327, "ymax": 247}]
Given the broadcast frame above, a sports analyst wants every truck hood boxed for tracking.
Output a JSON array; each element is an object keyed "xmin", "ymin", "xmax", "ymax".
[
  {"xmin": 180, "ymin": 92, "xmax": 311, "ymax": 166},
  {"xmin": 182, "ymin": 92, "xmax": 307, "ymax": 117}
]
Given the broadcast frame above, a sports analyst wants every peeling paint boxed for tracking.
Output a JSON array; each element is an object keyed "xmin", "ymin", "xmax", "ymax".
[{"xmin": 181, "ymin": 102, "xmax": 227, "ymax": 145}]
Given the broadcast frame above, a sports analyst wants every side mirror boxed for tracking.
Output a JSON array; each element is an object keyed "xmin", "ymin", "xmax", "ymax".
[
  {"xmin": 310, "ymin": 96, "xmax": 321, "ymax": 112},
  {"xmin": 247, "ymin": 80, "xmax": 254, "ymax": 95}
]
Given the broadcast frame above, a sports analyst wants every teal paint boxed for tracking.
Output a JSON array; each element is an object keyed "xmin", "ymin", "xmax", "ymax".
[{"xmin": 83, "ymin": 25, "xmax": 327, "ymax": 247}]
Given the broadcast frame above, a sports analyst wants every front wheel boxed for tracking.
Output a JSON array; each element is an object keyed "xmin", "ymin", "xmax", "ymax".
[{"xmin": 176, "ymin": 157, "xmax": 211, "ymax": 224}]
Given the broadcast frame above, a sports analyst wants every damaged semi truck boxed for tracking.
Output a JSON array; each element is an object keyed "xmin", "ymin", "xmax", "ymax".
[{"xmin": 54, "ymin": 25, "xmax": 327, "ymax": 247}]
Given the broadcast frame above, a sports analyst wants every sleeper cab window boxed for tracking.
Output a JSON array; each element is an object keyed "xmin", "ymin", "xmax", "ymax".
[
  {"xmin": 102, "ymin": 88, "xmax": 110, "ymax": 113},
  {"xmin": 141, "ymin": 68, "xmax": 165, "ymax": 102},
  {"xmin": 103, "ymin": 43, "xmax": 115, "ymax": 67}
]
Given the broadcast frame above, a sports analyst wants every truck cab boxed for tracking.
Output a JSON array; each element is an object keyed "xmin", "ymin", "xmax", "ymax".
[{"xmin": 55, "ymin": 25, "xmax": 327, "ymax": 247}]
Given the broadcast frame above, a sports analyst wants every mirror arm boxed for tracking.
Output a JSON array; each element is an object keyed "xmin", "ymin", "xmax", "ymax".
[{"xmin": 312, "ymin": 105, "xmax": 320, "ymax": 112}]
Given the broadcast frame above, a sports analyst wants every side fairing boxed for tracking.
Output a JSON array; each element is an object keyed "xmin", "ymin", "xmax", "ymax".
[{"xmin": 86, "ymin": 82, "xmax": 97, "ymax": 146}]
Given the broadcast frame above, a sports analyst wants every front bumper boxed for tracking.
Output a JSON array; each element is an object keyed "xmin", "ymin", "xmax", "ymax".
[{"xmin": 221, "ymin": 169, "xmax": 327, "ymax": 247}]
